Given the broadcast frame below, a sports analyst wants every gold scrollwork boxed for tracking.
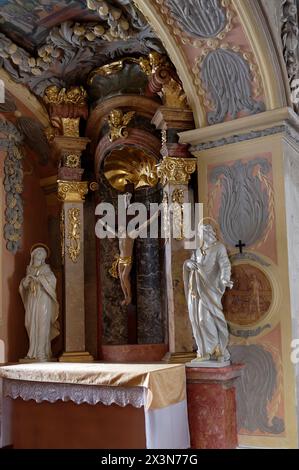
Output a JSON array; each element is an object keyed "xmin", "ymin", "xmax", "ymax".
[
  {"xmin": 67, "ymin": 208, "xmax": 81, "ymax": 263},
  {"xmin": 57, "ymin": 181, "xmax": 89, "ymax": 202},
  {"xmin": 157, "ymin": 157, "xmax": 197, "ymax": 186}
]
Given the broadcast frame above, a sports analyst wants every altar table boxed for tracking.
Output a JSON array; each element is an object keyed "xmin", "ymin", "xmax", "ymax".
[{"xmin": 0, "ymin": 363, "xmax": 190, "ymax": 449}]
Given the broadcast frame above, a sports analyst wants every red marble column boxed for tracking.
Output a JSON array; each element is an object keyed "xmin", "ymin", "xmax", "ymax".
[{"xmin": 186, "ymin": 365, "xmax": 244, "ymax": 449}]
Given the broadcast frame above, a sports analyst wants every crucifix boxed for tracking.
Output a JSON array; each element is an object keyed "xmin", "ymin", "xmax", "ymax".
[{"xmin": 235, "ymin": 240, "xmax": 246, "ymax": 254}]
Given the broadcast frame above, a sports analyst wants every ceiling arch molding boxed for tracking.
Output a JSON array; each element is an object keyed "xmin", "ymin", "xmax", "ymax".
[{"xmin": 134, "ymin": 0, "xmax": 290, "ymax": 128}]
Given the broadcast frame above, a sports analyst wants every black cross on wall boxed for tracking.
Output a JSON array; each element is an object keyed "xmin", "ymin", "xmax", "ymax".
[{"xmin": 235, "ymin": 240, "xmax": 246, "ymax": 254}]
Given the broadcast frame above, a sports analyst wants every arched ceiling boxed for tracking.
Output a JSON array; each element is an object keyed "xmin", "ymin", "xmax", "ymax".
[{"xmin": 0, "ymin": 0, "xmax": 290, "ymax": 129}]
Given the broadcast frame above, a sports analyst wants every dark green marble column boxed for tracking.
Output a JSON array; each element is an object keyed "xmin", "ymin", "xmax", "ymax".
[{"xmin": 134, "ymin": 187, "xmax": 164, "ymax": 344}]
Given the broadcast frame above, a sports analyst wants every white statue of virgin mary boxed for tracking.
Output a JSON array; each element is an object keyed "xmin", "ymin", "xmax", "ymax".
[{"xmin": 19, "ymin": 245, "xmax": 60, "ymax": 362}]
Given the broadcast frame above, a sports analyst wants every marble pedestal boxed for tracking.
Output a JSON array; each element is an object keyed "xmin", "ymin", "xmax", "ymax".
[{"xmin": 186, "ymin": 364, "xmax": 244, "ymax": 449}]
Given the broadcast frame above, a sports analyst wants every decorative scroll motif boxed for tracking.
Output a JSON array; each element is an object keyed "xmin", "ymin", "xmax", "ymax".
[
  {"xmin": 172, "ymin": 188, "xmax": 185, "ymax": 240},
  {"xmin": 198, "ymin": 48, "xmax": 265, "ymax": 124},
  {"xmin": 209, "ymin": 158, "xmax": 274, "ymax": 249},
  {"xmin": 281, "ymin": 0, "xmax": 299, "ymax": 105},
  {"xmin": 230, "ymin": 344, "xmax": 285, "ymax": 435},
  {"xmin": 67, "ymin": 208, "xmax": 81, "ymax": 263},
  {"xmin": 157, "ymin": 157, "xmax": 196, "ymax": 186},
  {"xmin": 158, "ymin": 0, "xmax": 233, "ymax": 47},
  {"xmin": 57, "ymin": 181, "xmax": 89, "ymax": 202},
  {"xmin": 0, "ymin": 118, "xmax": 24, "ymax": 253},
  {"xmin": 4, "ymin": 379, "xmax": 145, "ymax": 408},
  {"xmin": 107, "ymin": 109, "xmax": 135, "ymax": 142}
]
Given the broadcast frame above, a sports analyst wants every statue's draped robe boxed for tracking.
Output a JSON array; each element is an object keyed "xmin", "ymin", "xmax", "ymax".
[
  {"xmin": 19, "ymin": 264, "xmax": 59, "ymax": 361},
  {"xmin": 183, "ymin": 242, "xmax": 231, "ymax": 358}
]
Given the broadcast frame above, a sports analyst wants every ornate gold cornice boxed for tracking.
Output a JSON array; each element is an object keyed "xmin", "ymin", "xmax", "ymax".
[
  {"xmin": 157, "ymin": 157, "xmax": 196, "ymax": 186},
  {"xmin": 57, "ymin": 180, "xmax": 89, "ymax": 202}
]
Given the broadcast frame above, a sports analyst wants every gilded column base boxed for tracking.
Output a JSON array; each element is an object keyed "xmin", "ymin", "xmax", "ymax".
[
  {"xmin": 59, "ymin": 351, "xmax": 94, "ymax": 363},
  {"xmin": 163, "ymin": 351, "xmax": 196, "ymax": 364}
]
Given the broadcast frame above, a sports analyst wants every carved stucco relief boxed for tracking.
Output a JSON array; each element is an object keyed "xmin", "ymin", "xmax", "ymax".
[
  {"xmin": 156, "ymin": 0, "xmax": 233, "ymax": 47},
  {"xmin": 199, "ymin": 48, "xmax": 265, "ymax": 124},
  {"xmin": 209, "ymin": 157, "xmax": 274, "ymax": 250},
  {"xmin": 231, "ymin": 343, "xmax": 285, "ymax": 435},
  {"xmin": 0, "ymin": 118, "xmax": 24, "ymax": 253}
]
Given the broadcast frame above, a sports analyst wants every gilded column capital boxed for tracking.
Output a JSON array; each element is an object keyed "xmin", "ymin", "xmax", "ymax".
[
  {"xmin": 57, "ymin": 180, "xmax": 89, "ymax": 202},
  {"xmin": 157, "ymin": 157, "xmax": 197, "ymax": 186}
]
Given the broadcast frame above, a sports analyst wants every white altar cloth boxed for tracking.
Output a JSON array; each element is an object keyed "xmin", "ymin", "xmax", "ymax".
[{"xmin": 0, "ymin": 363, "xmax": 190, "ymax": 449}]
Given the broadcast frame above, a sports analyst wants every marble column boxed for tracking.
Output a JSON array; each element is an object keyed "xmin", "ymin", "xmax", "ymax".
[
  {"xmin": 134, "ymin": 187, "xmax": 164, "ymax": 344},
  {"xmin": 153, "ymin": 107, "xmax": 197, "ymax": 362}
]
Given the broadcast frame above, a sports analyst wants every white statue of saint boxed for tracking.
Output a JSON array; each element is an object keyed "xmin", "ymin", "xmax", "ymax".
[
  {"xmin": 19, "ymin": 245, "xmax": 60, "ymax": 362},
  {"xmin": 183, "ymin": 224, "xmax": 233, "ymax": 363}
]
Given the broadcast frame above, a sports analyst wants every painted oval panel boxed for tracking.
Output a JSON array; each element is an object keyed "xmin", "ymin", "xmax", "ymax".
[{"xmin": 223, "ymin": 264, "xmax": 272, "ymax": 326}]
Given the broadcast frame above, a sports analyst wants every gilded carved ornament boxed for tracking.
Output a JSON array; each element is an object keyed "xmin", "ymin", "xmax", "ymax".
[
  {"xmin": 157, "ymin": 157, "xmax": 197, "ymax": 186},
  {"xmin": 104, "ymin": 147, "xmax": 158, "ymax": 192},
  {"xmin": 67, "ymin": 208, "xmax": 81, "ymax": 263},
  {"xmin": 43, "ymin": 85, "xmax": 88, "ymax": 139},
  {"xmin": 139, "ymin": 52, "xmax": 188, "ymax": 109},
  {"xmin": 57, "ymin": 181, "xmax": 89, "ymax": 202},
  {"xmin": 172, "ymin": 188, "xmax": 185, "ymax": 241},
  {"xmin": 107, "ymin": 109, "xmax": 136, "ymax": 142},
  {"xmin": 63, "ymin": 153, "xmax": 81, "ymax": 169},
  {"xmin": 44, "ymin": 85, "xmax": 88, "ymax": 106}
]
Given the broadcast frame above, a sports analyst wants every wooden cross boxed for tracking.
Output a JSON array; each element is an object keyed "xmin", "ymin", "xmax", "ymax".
[{"xmin": 235, "ymin": 240, "xmax": 246, "ymax": 254}]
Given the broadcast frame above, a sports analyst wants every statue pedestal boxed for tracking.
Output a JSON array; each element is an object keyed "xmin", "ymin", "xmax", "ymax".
[{"xmin": 186, "ymin": 364, "xmax": 244, "ymax": 449}]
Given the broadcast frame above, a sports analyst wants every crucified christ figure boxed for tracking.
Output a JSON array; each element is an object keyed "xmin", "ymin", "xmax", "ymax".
[{"xmin": 103, "ymin": 192, "xmax": 160, "ymax": 306}]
